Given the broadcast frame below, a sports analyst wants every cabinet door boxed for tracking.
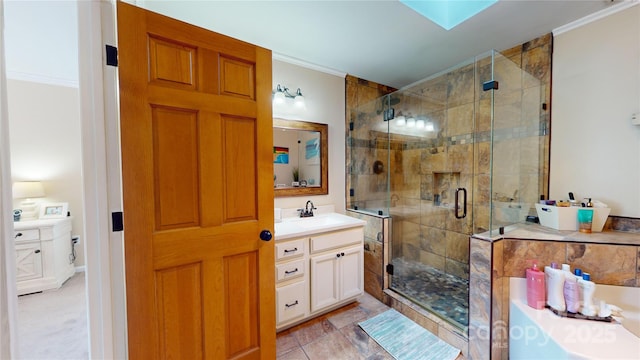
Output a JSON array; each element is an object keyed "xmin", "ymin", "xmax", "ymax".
[
  {"xmin": 15, "ymin": 242, "xmax": 43, "ymax": 281},
  {"xmin": 310, "ymin": 252, "xmax": 339, "ymax": 312},
  {"xmin": 340, "ymin": 246, "xmax": 363, "ymax": 300}
]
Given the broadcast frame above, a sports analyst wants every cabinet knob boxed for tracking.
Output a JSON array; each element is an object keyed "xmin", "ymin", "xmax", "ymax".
[
  {"xmin": 259, "ymin": 230, "xmax": 272, "ymax": 241},
  {"xmin": 34, "ymin": 249, "xmax": 41, "ymax": 254},
  {"xmin": 336, "ymin": 253, "xmax": 341, "ymax": 258},
  {"xmin": 341, "ymin": 252, "xmax": 345, "ymax": 257}
]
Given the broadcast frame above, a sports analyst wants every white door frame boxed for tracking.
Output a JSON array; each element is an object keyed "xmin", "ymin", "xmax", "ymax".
[
  {"xmin": 77, "ymin": 0, "xmax": 126, "ymax": 358},
  {"xmin": 0, "ymin": 1, "xmax": 125, "ymax": 358},
  {"xmin": 0, "ymin": 0, "xmax": 20, "ymax": 357}
]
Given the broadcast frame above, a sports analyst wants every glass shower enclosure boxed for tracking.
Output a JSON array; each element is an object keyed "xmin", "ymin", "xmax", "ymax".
[{"xmin": 348, "ymin": 50, "xmax": 548, "ymax": 330}]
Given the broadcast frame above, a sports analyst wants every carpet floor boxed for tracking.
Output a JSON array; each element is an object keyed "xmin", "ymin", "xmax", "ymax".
[{"xmin": 17, "ymin": 272, "xmax": 88, "ymax": 360}]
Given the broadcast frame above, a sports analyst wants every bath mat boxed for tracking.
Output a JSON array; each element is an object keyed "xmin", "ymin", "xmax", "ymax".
[{"xmin": 358, "ymin": 309, "xmax": 460, "ymax": 360}]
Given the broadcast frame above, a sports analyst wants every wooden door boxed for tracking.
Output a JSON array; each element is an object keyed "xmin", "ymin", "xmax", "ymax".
[{"xmin": 117, "ymin": 2, "xmax": 275, "ymax": 359}]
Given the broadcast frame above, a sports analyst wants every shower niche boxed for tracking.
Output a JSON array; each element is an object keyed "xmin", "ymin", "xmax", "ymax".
[
  {"xmin": 427, "ymin": 171, "xmax": 460, "ymax": 208},
  {"xmin": 347, "ymin": 47, "xmax": 550, "ymax": 334}
]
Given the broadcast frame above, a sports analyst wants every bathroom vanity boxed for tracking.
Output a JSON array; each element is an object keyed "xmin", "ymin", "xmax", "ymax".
[
  {"xmin": 13, "ymin": 217, "xmax": 75, "ymax": 295},
  {"xmin": 274, "ymin": 211, "xmax": 366, "ymax": 331}
]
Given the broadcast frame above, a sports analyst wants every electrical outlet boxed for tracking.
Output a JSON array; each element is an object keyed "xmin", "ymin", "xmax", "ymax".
[{"xmin": 632, "ymin": 113, "xmax": 640, "ymax": 126}]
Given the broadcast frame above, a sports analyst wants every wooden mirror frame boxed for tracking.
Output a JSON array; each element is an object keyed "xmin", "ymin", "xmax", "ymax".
[{"xmin": 274, "ymin": 119, "xmax": 328, "ymax": 197}]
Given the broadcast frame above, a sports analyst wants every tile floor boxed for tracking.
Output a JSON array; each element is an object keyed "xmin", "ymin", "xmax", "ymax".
[
  {"xmin": 276, "ymin": 292, "xmax": 394, "ymax": 360},
  {"xmin": 391, "ymin": 258, "xmax": 469, "ymax": 327}
]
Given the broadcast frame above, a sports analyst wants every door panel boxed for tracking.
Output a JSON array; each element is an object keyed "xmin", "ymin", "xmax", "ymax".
[
  {"xmin": 117, "ymin": 3, "xmax": 274, "ymax": 359},
  {"xmin": 156, "ymin": 263, "xmax": 203, "ymax": 359},
  {"xmin": 148, "ymin": 36, "xmax": 197, "ymax": 89},
  {"xmin": 223, "ymin": 116, "xmax": 257, "ymax": 222},
  {"xmin": 152, "ymin": 105, "xmax": 200, "ymax": 230},
  {"xmin": 225, "ymin": 252, "xmax": 259, "ymax": 357}
]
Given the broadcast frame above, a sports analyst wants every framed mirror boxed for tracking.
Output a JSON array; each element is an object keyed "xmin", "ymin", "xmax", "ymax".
[{"xmin": 273, "ymin": 119, "xmax": 328, "ymax": 197}]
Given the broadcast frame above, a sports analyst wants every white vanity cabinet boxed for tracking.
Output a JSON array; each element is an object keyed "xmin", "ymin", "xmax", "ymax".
[
  {"xmin": 275, "ymin": 237, "xmax": 309, "ymax": 328},
  {"xmin": 274, "ymin": 213, "xmax": 365, "ymax": 331},
  {"xmin": 13, "ymin": 217, "xmax": 75, "ymax": 295},
  {"xmin": 309, "ymin": 227, "xmax": 363, "ymax": 312}
]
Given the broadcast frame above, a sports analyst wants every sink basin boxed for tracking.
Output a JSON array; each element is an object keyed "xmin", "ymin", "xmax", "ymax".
[
  {"xmin": 275, "ymin": 213, "xmax": 366, "ymax": 240},
  {"xmin": 290, "ymin": 216, "xmax": 344, "ymax": 228}
]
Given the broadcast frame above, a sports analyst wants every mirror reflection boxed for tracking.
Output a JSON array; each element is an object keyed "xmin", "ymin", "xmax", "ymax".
[{"xmin": 273, "ymin": 119, "xmax": 328, "ymax": 197}]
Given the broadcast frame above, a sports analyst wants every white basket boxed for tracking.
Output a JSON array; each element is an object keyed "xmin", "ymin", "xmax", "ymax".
[
  {"xmin": 535, "ymin": 204, "xmax": 610, "ymax": 232},
  {"xmin": 535, "ymin": 204, "xmax": 577, "ymax": 230}
]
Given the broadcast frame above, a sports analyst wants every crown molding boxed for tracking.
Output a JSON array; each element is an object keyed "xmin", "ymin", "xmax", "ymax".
[
  {"xmin": 553, "ymin": 1, "xmax": 639, "ymax": 36},
  {"xmin": 273, "ymin": 53, "xmax": 346, "ymax": 78},
  {"xmin": 6, "ymin": 70, "xmax": 79, "ymax": 88}
]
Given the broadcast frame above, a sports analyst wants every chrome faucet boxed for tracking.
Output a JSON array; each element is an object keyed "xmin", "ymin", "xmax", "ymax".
[{"xmin": 299, "ymin": 200, "xmax": 316, "ymax": 217}]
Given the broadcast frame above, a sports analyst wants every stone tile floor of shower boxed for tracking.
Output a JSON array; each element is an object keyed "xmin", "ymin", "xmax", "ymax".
[{"xmin": 390, "ymin": 257, "xmax": 469, "ymax": 328}]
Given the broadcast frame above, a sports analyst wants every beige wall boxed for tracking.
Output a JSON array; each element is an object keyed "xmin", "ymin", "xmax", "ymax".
[
  {"xmin": 8, "ymin": 79, "xmax": 85, "ymax": 268},
  {"xmin": 273, "ymin": 59, "xmax": 347, "ymax": 213},
  {"xmin": 551, "ymin": 4, "xmax": 640, "ymax": 217}
]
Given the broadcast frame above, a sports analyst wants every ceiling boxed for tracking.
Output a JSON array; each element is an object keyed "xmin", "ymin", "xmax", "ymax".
[{"xmin": 137, "ymin": 0, "xmax": 619, "ymax": 89}]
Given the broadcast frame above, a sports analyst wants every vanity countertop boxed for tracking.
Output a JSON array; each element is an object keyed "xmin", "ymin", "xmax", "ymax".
[
  {"xmin": 473, "ymin": 222, "xmax": 640, "ymax": 246},
  {"xmin": 274, "ymin": 212, "xmax": 366, "ymax": 241}
]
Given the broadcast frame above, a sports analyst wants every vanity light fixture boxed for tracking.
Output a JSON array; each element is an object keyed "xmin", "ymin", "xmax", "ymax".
[{"xmin": 273, "ymin": 84, "xmax": 305, "ymax": 108}]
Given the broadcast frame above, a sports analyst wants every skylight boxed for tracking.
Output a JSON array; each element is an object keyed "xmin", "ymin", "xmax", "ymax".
[{"xmin": 400, "ymin": 0, "xmax": 498, "ymax": 30}]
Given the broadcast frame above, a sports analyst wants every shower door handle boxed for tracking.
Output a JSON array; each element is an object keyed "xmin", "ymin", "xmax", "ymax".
[{"xmin": 455, "ymin": 188, "xmax": 467, "ymax": 219}]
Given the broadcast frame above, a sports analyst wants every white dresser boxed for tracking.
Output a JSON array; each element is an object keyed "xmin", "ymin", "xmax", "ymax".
[{"xmin": 13, "ymin": 217, "xmax": 75, "ymax": 295}]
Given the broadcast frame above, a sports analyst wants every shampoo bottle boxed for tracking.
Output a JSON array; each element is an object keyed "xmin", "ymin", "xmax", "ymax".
[
  {"xmin": 573, "ymin": 268, "xmax": 584, "ymax": 312},
  {"xmin": 561, "ymin": 263, "xmax": 580, "ymax": 312},
  {"xmin": 545, "ymin": 262, "xmax": 566, "ymax": 311},
  {"xmin": 526, "ymin": 261, "xmax": 545, "ymax": 309},
  {"xmin": 579, "ymin": 273, "xmax": 596, "ymax": 316},
  {"xmin": 564, "ymin": 276, "xmax": 580, "ymax": 313}
]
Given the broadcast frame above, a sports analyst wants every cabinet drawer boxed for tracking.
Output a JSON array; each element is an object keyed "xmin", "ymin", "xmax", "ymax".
[
  {"xmin": 276, "ymin": 259, "xmax": 305, "ymax": 283},
  {"xmin": 310, "ymin": 227, "xmax": 363, "ymax": 253},
  {"xmin": 276, "ymin": 281, "xmax": 307, "ymax": 325},
  {"xmin": 275, "ymin": 238, "xmax": 305, "ymax": 261},
  {"xmin": 14, "ymin": 229, "xmax": 39, "ymax": 242}
]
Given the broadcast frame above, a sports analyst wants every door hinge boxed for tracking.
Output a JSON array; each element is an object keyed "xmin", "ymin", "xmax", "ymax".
[
  {"xmin": 106, "ymin": 45, "xmax": 118, "ymax": 67},
  {"xmin": 386, "ymin": 263, "xmax": 394, "ymax": 275},
  {"xmin": 482, "ymin": 80, "xmax": 498, "ymax": 91},
  {"xmin": 112, "ymin": 212, "xmax": 123, "ymax": 232}
]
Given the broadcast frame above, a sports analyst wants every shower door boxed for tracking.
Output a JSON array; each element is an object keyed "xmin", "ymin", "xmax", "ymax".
[
  {"xmin": 348, "ymin": 48, "xmax": 547, "ymax": 331},
  {"xmin": 386, "ymin": 57, "xmax": 480, "ymax": 330}
]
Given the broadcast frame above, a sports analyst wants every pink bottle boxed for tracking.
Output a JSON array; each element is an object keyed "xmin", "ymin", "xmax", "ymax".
[{"xmin": 526, "ymin": 260, "xmax": 546, "ymax": 309}]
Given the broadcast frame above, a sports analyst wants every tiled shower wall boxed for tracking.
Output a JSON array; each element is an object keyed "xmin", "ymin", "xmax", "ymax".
[{"xmin": 346, "ymin": 34, "xmax": 553, "ymax": 284}]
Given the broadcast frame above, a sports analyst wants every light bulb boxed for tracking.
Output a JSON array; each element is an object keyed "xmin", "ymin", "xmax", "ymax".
[
  {"xmin": 416, "ymin": 119, "xmax": 425, "ymax": 129},
  {"xmin": 273, "ymin": 91, "xmax": 285, "ymax": 105},
  {"xmin": 425, "ymin": 121, "xmax": 435, "ymax": 131},
  {"xmin": 395, "ymin": 116, "xmax": 406, "ymax": 126},
  {"xmin": 294, "ymin": 94, "xmax": 305, "ymax": 108},
  {"xmin": 406, "ymin": 117, "xmax": 416, "ymax": 127}
]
